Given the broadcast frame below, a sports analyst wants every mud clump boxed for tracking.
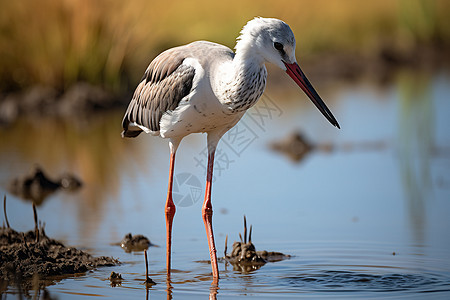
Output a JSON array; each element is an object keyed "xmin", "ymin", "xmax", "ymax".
[
  {"xmin": 109, "ymin": 271, "xmax": 123, "ymax": 287},
  {"xmin": 228, "ymin": 241, "xmax": 288, "ymax": 264},
  {"xmin": 0, "ymin": 227, "xmax": 118, "ymax": 286},
  {"xmin": 225, "ymin": 239, "xmax": 290, "ymax": 273},
  {"xmin": 119, "ymin": 233, "xmax": 152, "ymax": 252},
  {"xmin": 223, "ymin": 216, "xmax": 290, "ymax": 273}
]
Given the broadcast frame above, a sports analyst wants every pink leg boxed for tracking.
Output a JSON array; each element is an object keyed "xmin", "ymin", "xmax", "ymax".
[
  {"xmin": 165, "ymin": 152, "xmax": 176, "ymax": 277},
  {"xmin": 202, "ymin": 151, "xmax": 219, "ymax": 279}
]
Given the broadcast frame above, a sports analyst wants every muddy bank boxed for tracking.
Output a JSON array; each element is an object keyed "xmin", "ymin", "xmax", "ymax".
[
  {"xmin": 0, "ymin": 226, "xmax": 118, "ymax": 291},
  {"xmin": 0, "ymin": 82, "xmax": 126, "ymax": 126}
]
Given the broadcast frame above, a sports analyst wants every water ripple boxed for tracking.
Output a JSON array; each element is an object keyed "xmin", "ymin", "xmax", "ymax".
[{"xmin": 282, "ymin": 270, "xmax": 450, "ymax": 293}]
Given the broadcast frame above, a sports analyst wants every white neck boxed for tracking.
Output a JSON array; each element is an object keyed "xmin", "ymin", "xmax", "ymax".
[
  {"xmin": 213, "ymin": 39, "xmax": 268, "ymax": 113},
  {"xmin": 234, "ymin": 35, "xmax": 266, "ymax": 66}
]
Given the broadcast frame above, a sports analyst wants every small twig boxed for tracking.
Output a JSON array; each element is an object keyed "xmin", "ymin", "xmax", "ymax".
[
  {"xmin": 144, "ymin": 250, "xmax": 155, "ymax": 285},
  {"xmin": 249, "ymin": 225, "xmax": 252, "ymax": 243},
  {"xmin": 41, "ymin": 222, "xmax": 46, "ymax": 237},
  {"xmin": 243, "ymin": 215, "xmax": 247, "ymax": 244},
  {"xmin": 21, "ymin": 232, "xmax": 31, "ymax": 254},
  {"xmin": 145, "ymin": 250, "xmax": 149, "ymax": 280},
  {"xmin": 224, "ymin": 235, "xmax": 228, "ymax": 257},
  {"xmin": 33, "ymin": 203, "xmax": 39, "ymax": 242},
  {"xmin": 239, "ymin": 233, "xmax": 243, "ymax": 243},
  {"xmin": 3, "ymin": 195, "xmax": 10, "ymax": 229}
]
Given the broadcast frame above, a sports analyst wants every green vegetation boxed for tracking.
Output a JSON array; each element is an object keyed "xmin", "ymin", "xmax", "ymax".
[{"xmin": 0, "ymin": 0, "xmax": 448, "ymax": 93}]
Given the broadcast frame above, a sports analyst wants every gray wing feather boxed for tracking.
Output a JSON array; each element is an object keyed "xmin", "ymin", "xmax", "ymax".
[{"xmin": 122, "ymin": 48, "xmax": 196, "ymax": 138}]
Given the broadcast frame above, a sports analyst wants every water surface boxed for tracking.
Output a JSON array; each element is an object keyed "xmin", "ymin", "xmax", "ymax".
[{"xmin": 1, "ymin": 70, "xmax": 450, "ymax": 299}]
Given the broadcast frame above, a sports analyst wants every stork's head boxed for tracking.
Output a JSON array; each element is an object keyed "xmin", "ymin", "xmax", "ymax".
[
  {"xmin": 237, "ymin": 17, "xmax": 297, "ymax": 69},
  {"xmin": 237, "ymin": 17, "xmax": 340, "ymax": 129}
]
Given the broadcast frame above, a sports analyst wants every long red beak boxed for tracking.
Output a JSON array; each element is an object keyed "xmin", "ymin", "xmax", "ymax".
[{"xmin": 284, "ymin": 61, "xmax": 340, "ymax": 129}]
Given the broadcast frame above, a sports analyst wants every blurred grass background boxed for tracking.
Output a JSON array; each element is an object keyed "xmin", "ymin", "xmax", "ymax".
[{"xmin": 0, "ymin": 0, "xmax": 449, "ymax": 93}]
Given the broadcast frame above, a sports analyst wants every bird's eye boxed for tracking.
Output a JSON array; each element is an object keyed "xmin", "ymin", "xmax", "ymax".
[{"xmin": 274, "ymin": 42, "xmax": 284, "ymax": 51}]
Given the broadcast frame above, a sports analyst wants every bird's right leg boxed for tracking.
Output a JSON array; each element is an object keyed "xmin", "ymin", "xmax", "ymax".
[
  {"xmin": 165, "ymin": 146, "xmax": 177, "ymax": 277},
  {"xmin": 202, "ymin": 133, "xmax": 223, "ymax": 280}
]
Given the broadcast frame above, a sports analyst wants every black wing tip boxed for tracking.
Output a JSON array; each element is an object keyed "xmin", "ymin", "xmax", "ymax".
[
  {"xmin": 121, "ymin": 129, "xmax": 142, "ymax": 138},
  {"xmin": 121, "ymin": 118, "xmax": 142, "ymax": 138}
]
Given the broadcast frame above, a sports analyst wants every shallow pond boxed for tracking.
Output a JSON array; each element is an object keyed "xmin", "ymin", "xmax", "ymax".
[{"xmin": 1, "ymin": 69, "xmax": 450, "ymax": 299}]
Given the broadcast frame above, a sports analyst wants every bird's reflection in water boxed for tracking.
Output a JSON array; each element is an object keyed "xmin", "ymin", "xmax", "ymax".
[{"xmin": 161, "ymin": 276, "xmax": 218, "ymax": 300}]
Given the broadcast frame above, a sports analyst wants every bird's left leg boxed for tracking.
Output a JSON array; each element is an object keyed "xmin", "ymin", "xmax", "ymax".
[
  {"xmin": 165, "ymin": 138, "xmax": 181, "ymax": 278},
  {"xmin": 203, "ymin": 135, "xmax": 221, "ymax": 279}
]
